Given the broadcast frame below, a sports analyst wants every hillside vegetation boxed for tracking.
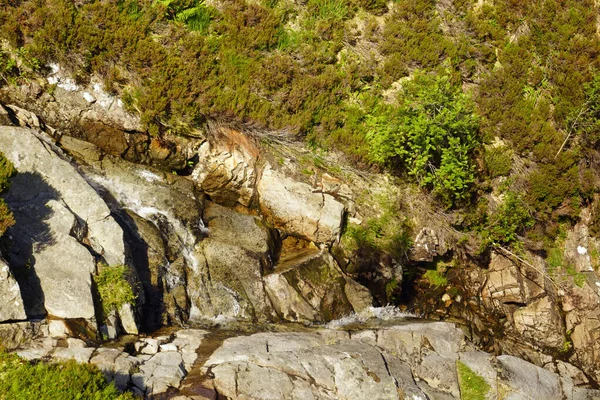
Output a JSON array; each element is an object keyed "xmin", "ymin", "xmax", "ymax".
[{"xmin": 1, "ymin": 0, "xmax": 600, "ymax": 248}]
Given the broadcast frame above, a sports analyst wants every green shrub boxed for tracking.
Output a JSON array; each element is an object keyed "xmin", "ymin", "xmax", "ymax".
[
  {"xmin": 482, "ymin": 191, "xmax": 533, "ymax": 248},
  {"xmin": 367, "ymin": 71, "xmax": 480, "ymax": 207},
  {"xmin": 94, "ymin": 265, "xmax": 136, "ymax": 317},
  {"xmin": 456, "ymin": 360, "xmax": 491, "ymax": 400},
  {"xmin": 0, "ymin": 350, "xmax": 133, "ymax": 399},
  {"xmin": 483, "ymin": 191, "xmax": 534, "ymax": 245}
]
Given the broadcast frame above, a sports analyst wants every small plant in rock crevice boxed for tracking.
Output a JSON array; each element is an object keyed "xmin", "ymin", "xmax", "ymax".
[{"xmin": 94, "ymin": 264, "xmax": 137, "ymax": 318}]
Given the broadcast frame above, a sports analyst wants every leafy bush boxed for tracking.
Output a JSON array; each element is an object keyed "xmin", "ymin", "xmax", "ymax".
[
  {"xmin": 0, "ymin": 350, "xmax": 133, "ymax": 399},
  {"xmin": 482, "ymin": 191, "xmax": 533, "ymax": 247},
  {"xmin": 367, "ymin": 72, "xmax": 480, "ymax": 207},
  {"xmin": 94, "ymin": 265, "xmax": 136, "ymax": 317}
]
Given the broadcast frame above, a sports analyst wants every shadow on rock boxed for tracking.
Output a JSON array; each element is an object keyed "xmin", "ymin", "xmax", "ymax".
[{"xmin": 1, "ymin": 171, "xmax": 60, "ymax": 318}]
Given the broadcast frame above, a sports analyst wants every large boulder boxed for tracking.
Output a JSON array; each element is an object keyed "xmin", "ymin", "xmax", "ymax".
[
  {"xmin": 0, "ymin": 127, "xmax": 128, "ymax": 322},
  {"xmin": 265, "ymin": 248, "xmax": 372, "ymax": 322},
  {"xmin": 187, "ymin": 205, "xmax": 278, "ymax": 322},
  {"xmin": 191, "ymin": 126, "xmax": 260, "ymax": 207},
  {"xmin": 257, "ymin": 165, "xmax": 345, "ymax": 243},
  {"xmin": 0, "ymin": 127, "xmax": 126, "ymax": 266}
]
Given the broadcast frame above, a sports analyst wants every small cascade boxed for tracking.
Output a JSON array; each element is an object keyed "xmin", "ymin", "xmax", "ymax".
[{"xmin": 325, "ymin": 306, "xmax": 417, "ymax": 329}]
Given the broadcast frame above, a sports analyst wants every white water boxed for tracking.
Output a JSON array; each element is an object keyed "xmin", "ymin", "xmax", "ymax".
[{"xmin": 325, "ymin": 306, "xmax": 417, "ymax": 329}]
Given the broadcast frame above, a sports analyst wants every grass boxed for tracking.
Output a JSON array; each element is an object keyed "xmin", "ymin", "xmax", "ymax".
[
  {"xmin": 456, "ymin": 360, "xmax": 491, "ymax": 400},
  {"xmin": 0, "ymin": 350, "xmax": 133, "ymax": 399}
]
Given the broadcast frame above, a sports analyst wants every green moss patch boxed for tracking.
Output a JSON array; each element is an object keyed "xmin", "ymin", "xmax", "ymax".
[{"xmin": 457, "ymin": 360, "xmax": 491, "ymax": 400}]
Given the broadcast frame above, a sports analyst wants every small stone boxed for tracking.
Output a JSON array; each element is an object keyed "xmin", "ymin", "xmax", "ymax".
[
  {"xmin": 48, "ymin": 320, "xmax": 68, "ymax": 338},
  {"xmin": 160, "ymin": 343, "xmax": 178, "ymax": 352},
  {"xmin": 82, "ymin": 92, "xmax": 96, "ymax": 103}
]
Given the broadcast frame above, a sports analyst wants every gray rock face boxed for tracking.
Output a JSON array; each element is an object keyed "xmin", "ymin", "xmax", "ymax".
[
  {"xmin": 257, "ymin": 165, "xmax": 345, "ymax": 244},
  {"xmin": 0, "ymin": 127, "xmax": 128, "ymax": 322},
  {"xmin": 189, "ymin": 238, "xmax": 276, "ymax": 322},
  {"xmin": 79, "ymin": 154, "xmax": 204, "ymax": 329},
  {"xmin": 202, "ymin": 321, "xmax": 597, "ymax": 400},
  {"xmin": 0, "ymin": 258, "xmax": 26, "ymax": 322},
  {"xmin": 265, "ymin": 249, "xmax": 371, "ymax": 322}
]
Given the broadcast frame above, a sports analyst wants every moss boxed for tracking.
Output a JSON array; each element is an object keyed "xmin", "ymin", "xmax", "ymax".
[
  {"xmin": 456, "ymin": 360, "xmax": 491, "ymax": 400},
  {"xmin": 0, "ymin": 350, "xmax": 133, "ymax": 399},
  {"xmin": 94, "ymin": 265, "xmax": 136, "ymax": 318}
]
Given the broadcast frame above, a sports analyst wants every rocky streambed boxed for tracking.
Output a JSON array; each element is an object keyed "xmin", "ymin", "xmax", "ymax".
[{"xmin": 12, "ymin": 315, "xmax": 600, "ymax": 400}]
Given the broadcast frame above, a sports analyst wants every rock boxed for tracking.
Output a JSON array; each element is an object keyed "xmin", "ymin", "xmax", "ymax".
[
  {"xmin": 188, "ymin": 238, "xmax": 275, "ymax": 322},
  {"xmin": 0, "ymin": 321, "xmax": 46, "ymax": 351},
  {"xmin": 563, "ymin": 211, "xmax": 595, "ymax": 273},
  {"xmin": 409, "ymin": 228, "xmax": 447, "ymax": 262},
  {"xmin": 203, "ymin": 202, "xmax": 275, "ymax": 257},
  {"xmin": 171, "ymin": 329, "xmax": 207, "ymax": 370},
  {"xmin": 140, "ymin": 338, "xmax": 160, "ymax": 355},
  {"xmin": 6, "ymin": 104, "xmax": 42, "ymax": 130},
  {"xmin": 4, "ymin": 196, "xmax": 97, "ymax": 319},
  {"xmin": 48, "ymin": 320, "xmax": 69, "ymax": 338},
  {"xmin": 99, "ymin": 312, "xmax": 119, "ymax": 340},
  {"xmin": 16, "ymin": 337, "xmax": 57, "ymax": 360},
  {"xmin": 257, "ymin": 165, "xmax": 345, "ymax": 243},
  {"xmin": 205, "ymin": 332, "xmax": 407, "ymax": 400},
  {"xmin": 373, "ymin": 321, "xmax": 467, "ymax": 363},
  {"xmin": 497, "ymin": 355, "xmax": 562, "ymax": 400},
  {"xmin": 160, "ymin": 343, "xmax": 178, "ymax": 352},
  {"xmin": 90, "ymin": 348, "xmax": 138, "ymax": 391},
  {"xmin": 67, "ymin": 338, "xmax": 87, "ymax": 348},
  {"xmin": 58, "ymin": 135, "xmax": 102, "ymax": 163},
  {"xmin": 512, "ymin": 296, "xmax": 565, "ymax": 349},
  {"xmin": 264, "ymin": 249, "xmax": 369, "ymax": 322},
  {"xmin": 343, "ymin": 277, "xmax": 374, "ymax": 313},
  {"xmin": 191, "ymin": 127, "xmax": 260, "ymax": 207},
  {"xmin": 0, "ymin": 102, "xmax": 15, "ymax": 125},
  {"xmin": 118, "ymin": 302, "xmax": 139, "ymax": 335},
  {"xmin": 0, "ymin": 258, "xmax": 26, "ymax": 322},
  {"xmin": 134, "ymin": 351, "xmax": 186, "ymax": 395},
  {"xmin": 414, "ymin": 353, "xmax": 460, "ymax": 398},
  {"xmin": 482, "ymin": 251, "xmax": 524, "ymax": 304},
  {"xmin": 52, "ymin": 347, "xmax": 95, "ymax": 363},
  {"xmin": 0, "ymin": 127, "xmax": 128, "ymax": 322}
]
